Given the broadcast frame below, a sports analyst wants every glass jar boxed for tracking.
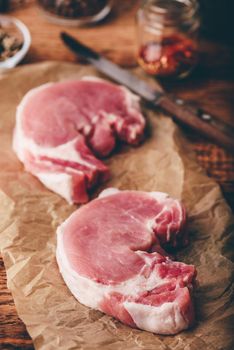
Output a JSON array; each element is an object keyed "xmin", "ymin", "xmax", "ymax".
[
  {"xmin": 37, "ymin": 0, "xmax": 112, "ymax": 26},
  {"xmin": 136, "ymin": 0, "xmax": 200, "ymax": 79}
]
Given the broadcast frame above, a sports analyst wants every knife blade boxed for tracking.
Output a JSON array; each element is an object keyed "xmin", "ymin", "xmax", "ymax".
[
  {"xmin": 61, "ymin": 32, "xmax": 234, "ymax": 152},
  {"xmin": 61, "ymin": 32, "xmax": 162, "ymax": 103}
]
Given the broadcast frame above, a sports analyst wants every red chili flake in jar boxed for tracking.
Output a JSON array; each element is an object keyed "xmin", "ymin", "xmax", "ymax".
[
  {"xmin": 138, "ymin": 34, "xmax": 198, "ymax": 78},
  {"xmin": 136, "ymin": 0, "xmax": 200, "ymax": 79}
]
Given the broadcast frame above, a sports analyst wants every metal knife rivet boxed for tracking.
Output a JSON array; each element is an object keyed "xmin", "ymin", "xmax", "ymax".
[
  {"xmin": 175, "ymin": 98, "xmax": 184, "ymax": 105},
  {"xmin": 201, "ymin": 113, "xmax": 212, "ymax": 121}
]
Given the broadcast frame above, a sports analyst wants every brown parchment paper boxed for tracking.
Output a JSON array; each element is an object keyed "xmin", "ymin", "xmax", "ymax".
[{"xmin": 0, "ymin": 62, "xmax": 233, "ymax": 350}]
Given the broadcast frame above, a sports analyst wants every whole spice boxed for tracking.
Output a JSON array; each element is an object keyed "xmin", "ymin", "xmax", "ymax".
[{"xmin": 0, "ymin": 25, "xmax": 23, "ymax": 61}]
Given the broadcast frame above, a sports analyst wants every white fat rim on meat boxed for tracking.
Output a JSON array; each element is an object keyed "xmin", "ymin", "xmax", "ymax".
[
  {"xmin": 123, "ymin": 301, "xmax": 188, "ymax": 334},
  {"xmin": 38, "ymin": 172, "xmax": 73, "ymax": 204},
  {"xmin": 56, "ymin": 188, "xmax": 189, "ymax": 334},
  {"xmin": 98, "ymin": 187, "xmax": 120, "ymax": 198}
]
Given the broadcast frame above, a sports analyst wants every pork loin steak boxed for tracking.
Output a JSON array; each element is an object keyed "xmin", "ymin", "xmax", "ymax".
[
  {"xmin": 13, "ymin": 78, "xmax": 145, "ymax": 203},
  {"xmin": 56, "ymin": 188, "xmax": 196, "ymax": 335}
]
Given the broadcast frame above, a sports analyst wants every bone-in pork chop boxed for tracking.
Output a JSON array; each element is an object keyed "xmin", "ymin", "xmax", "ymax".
[
  {"xmin": 13, "ymin": 78, "xmax": 145, "ymax": 203},
  {"xmin": 56, "ymin": 188, "xmax": 196, "ymax": 335}
]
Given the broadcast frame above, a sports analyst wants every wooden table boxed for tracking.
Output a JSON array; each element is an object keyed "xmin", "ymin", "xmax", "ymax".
[{"xmin": 0, "ymin": 1, "xmax": 234, "ymax": 349}]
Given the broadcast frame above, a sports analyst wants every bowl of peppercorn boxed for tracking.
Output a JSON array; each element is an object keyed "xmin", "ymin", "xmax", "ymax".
[
  {"xmin": 0, "ymin": 15, "xmax": 31, "ymax": 69},
  {"xmin": 37, "ymin": 0, "xmax": 112, "ymax": 26}
]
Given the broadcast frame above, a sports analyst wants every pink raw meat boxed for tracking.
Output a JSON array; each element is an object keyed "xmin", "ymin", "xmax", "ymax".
[
  {"xmin": 13, "ymin": 77, "xmax": 145, "ymax": 203},
  {"xmin": 56, "ymin": 188, "xmax": 196, "ymax": 335}
]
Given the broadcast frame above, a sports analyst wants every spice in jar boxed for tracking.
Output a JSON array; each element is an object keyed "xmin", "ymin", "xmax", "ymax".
[
  {"xmin": 136, "ymin": 0, "xmax": 200, "ymax": 79},
  {"xmin": 138, "ymin": 33, "xmax": 198, "ymax": 77},
  {"xmin": 0, "ymin": 24, "xmax": 23, "ymax": 61}
]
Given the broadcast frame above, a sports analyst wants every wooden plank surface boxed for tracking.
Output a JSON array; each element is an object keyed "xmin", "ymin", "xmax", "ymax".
[{"xmin": 0, "ymin": 1, "xmax": 234, "ymax": 349}]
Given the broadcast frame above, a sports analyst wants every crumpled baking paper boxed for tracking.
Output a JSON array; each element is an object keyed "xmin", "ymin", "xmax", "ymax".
[{"xmin": 0, "ymin": 62, "xmax": 233, "ymax": 350}]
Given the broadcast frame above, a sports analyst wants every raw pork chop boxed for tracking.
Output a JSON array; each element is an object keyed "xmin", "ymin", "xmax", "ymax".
[
  {"xmin": 13, "ymin": 78, "xmax": 145, "ymax": 203},
  {"xmin": 56, "ymin": 189, "xmax": 196, "ymax": 335}
]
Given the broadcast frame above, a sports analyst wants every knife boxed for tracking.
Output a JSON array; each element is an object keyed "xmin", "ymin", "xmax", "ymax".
[{"xmin": 61, "ymin": 32, "xmax": 234, "ymax": 153}]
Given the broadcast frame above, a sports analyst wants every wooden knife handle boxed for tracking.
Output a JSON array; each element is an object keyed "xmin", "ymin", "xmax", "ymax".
[{"xmin": 158, "ymin": 95, "xmax": 234, "ymax": 153}]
